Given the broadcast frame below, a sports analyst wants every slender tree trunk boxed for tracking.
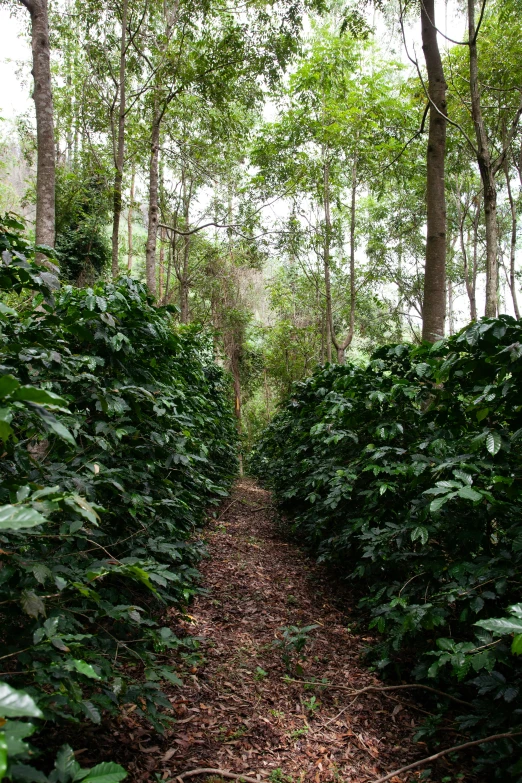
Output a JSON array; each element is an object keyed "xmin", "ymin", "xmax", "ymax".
[
  {"xmin": 159, "ymin": 225, "xmax": 165, "ymax": 302},
  {"xmin": 323, "ymin": 154, "xmax": 337, "ymax": 362},
  {"xmin": 179, "ymin": 170, "xmax": 191, "ymax": 322},
  {"xmin": 503, "ymin": 159, "xmax": 520, "ymax": 319},
  {"xmin": 468, "ymin": 0, "xmax": 498, "ymax": 317},
  {"xmin": 145, "ymin": 107, "xmax": 161, "ymax": 296},
  {"xmin": 233, "ymin": 354, "xmax": 243, "ymax": 476},
  {"xmin": 471, "ymin": 200, "xmax": 480, "ymax": 318},
  {"xmin": 337, "ymin": 156, "xmax": 358, "ymax": 363},
  {"xmin": 461, "ymin": 223, "xmax": 477, "ymax": 322},
  {"xmin": 20, "ymin": 0, "xmax": 55, "ymax": 250},
  {"xmin": 164, "ymin": 212, "xmax": 177, "ymax": 305},
  {"xmin": 421, "ymin": 0, "xmax": 447, "ymax": 342},
  {"xmin": 127, "ymin": 165, "xmax": 135, "ymax": 273},
  {"xmin": 447, "ymin": 278, "xmax": 455, "ymax": 335},
  {"xmin": 111, "ymin": 0, "xmax": 128, "ymax": 278}
]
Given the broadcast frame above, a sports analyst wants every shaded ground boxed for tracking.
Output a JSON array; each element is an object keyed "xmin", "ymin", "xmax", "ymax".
[{"xmin": 99, "ymin": 480, "xmax": 467, "ymax": 782}]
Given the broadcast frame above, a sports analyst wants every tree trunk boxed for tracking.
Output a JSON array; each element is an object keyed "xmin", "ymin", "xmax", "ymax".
[
  {"xmin": 159, "ymin": 225, "xmax": 165, "ymax": 302},
  {"xmin": 164, "ymin": 212, "xmax": 177, "ymax": 305},
  {"xmin": 127, "ymin": 165, "xmax": 135, "ymax": 273},
  {"xmin": 502, "ymin": 159, "xmax": 520, "ymax": 319},
  {"xmin": 447, "ymin": 278, "xmax": 455, "ymax": 335},
  {"xmin": 471, "ymin": 199, "xmax": 480, "ymax": 319},
  {"xmin": 421, "ymin": 0, "xmax": 447, "ymax": 342},
  {"xmin": 323, "ymin": 154, "xmax": 336, "ymax": 363},
  {"xmin": 179, "ymin": 170, "xmax": 191, "ymax": 323},
  {"xmin": 20, "ymin": 0, "xmax": 55, "ymax": 250},
  {"xmin": 111, "ymin": 0, "xmax": 128, "ymax": 278},
  {"xmin": 468, "ymin": 0, "xmax": 498, "ymax": 317},
  {"xmin": 337, "ymin": 157, "xmax": 358, "ymax": 364},
  {"xmin": 145, "ymin": 108, "xmax": 161, "ymax": 296}
]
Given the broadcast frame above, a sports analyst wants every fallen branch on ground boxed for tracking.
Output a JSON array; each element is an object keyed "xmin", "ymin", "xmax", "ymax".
[
  {"xmin": 238, "ymin": 500, "xmax": 272, "ymax": 512},
  {"xmin": 371, "ymin": 731, "xmax": 522, "ymax": 783},
  {"xmin": 283, "ymin": 677, "xmax": 472, "ymax": 707},
  {"xmin": 176, "ymin": 769, "xmax": 261, "ymax": 782},
  {"xmin": 214, "ymin": 499, "xmax": 237, "ymax": 523}
]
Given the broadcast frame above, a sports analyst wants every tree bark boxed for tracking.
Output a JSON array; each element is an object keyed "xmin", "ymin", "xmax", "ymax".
[
  {"xmin": 447, "ymin": 278, "xmax": 454, "ymax": 335},
  {"xmin": 159, "ymin": 225, "xmax": 165, "ymax": 301},
  {"xmin": 421, "ymin": 0, "xmax": 447, "ymax": 342},
  {"xmin": 323, "ymin": 156, "xmax": 334, "ymax": 363},
  {"xmin": 468, "ymin": 0, "xmax": 498, "ymax": 317},
  {"xmin": 339, "ymin": 157, "xmax": 358, "ymax": 363},
  {"xmin": 502, "ymin": 158, "xmax": 520, "ymax": 319},
  {"xmin": 20, "ymin": 0, "xmax": 55, "ymax": 250},
  {"xmin": 127, "ymin": 165, "xmax": 135, "ymax": 273},
  {"xmin": 179, "ymin": 169, "xmax": 191, "ymax": 322},
  {"xmin": 145, "ymin": 107, "xmax": 161, "ymax": 296},
  {"xmin": 456, "ymin": 183, "xmax": 478, "ymax": 322},
  {"xmin": 111, "ymin": 0, "xmax": 128, "ymax": 278}
]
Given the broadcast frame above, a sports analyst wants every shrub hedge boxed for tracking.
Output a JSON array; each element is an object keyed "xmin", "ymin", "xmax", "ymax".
[
  {"xmin": 0, "ymin": 215, "xmax": 238, "ymax": 781},
  {"xmin": 251, "ymin": 317, "xmax": 522, "ymax": 779}
]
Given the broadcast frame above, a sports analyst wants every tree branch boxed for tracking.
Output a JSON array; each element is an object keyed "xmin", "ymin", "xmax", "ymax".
[
  {"xmin": 372, "ymin": 731, "xmax": 522, "ymax": 783},
  {"xmin": 176, "ymin": 769, "xmax": 259, "ymax": 783},
  {"xmin": 282, "ymin": 678, "xmax": 472, "ymax": 707}
]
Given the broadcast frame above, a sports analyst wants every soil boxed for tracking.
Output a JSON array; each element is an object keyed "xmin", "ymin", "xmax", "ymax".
[{"xmin": 87, "ymin": 480, "xmax": 467, "ymax": 782}]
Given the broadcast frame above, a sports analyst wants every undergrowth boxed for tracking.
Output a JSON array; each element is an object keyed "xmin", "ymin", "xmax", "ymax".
[
  {"xmin": 251, "ymin": 317, "xmax": 522, "ymax": 779},
  {"xmin": 0, "ymin": 215, "xmax": 237, "ymax": 781}
]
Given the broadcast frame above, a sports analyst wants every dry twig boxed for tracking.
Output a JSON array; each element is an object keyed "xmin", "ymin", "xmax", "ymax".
[
  {"xmin": 371, "ymin": 731, "xmax": 522, "ymax": 783},
  {"xmin": 283, "ymin": 678, "xmax": 472, "ymax": 707},
  {"xmin": 176, "ymin": 769, "xmax": 261, "ymax": 782}
]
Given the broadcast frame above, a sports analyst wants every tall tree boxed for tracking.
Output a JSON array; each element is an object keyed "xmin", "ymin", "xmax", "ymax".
[
  {"xmin": 420, "ymin": 0, "xmax": 447, "ymax": 342},
  {"xmin": 111, "ymin": 0, "xmax": 128, "ymax": 278},
  {"xmin": 19, "ymin": 0, "xmax": 56, "ymax": 249}
]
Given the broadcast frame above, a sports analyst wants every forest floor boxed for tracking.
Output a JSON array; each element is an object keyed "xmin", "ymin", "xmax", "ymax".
[{"xmin": 98, "ymin": 480, "xmax": 466, "ymax": 783}]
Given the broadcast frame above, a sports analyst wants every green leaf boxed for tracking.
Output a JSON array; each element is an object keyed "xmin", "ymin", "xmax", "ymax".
[
  {"xmin": 0, "ymin": 505, "xmax": 47, "ymax": 530},
  {"xmin": 411, "ymin": 526, "xmax": 428, "ymax": 545},
  {"xmin": 82, "ymin": 762, "xmax": 127, "ymax": 783},
  {"xmin": 486, "ymin": 431, "xmax": 501, "ymax": 456},
  {"xmin": 0, "ymin": 733, "xmax": 7, "ymax": 780},
  {"xmin": 71, "ymin": 660, "xmax": 101, "ymax": 680},
  {"xmin": 3, "ymin": 719, "xmax": 36, "ymax": 755},
  {"xmin": 0, "ymin": 683, "xmax": 43, "ymax": 718},
  {"xmin": 511, "ymin": 634, "xmax": 522, "ymax": 655},
  {"xmin": 44, "ymin": 419, "xmax": 76, "ymax": 445},
  {"xmin": 11, "ymin": 387, "xmax": 68, "ymax": 409},
  {"xmin": 470, "ymin": 596, "xmax": 484, "ymax": 613},
  {"xmin": 52, "ymin": 744, "xmax": 81, "ymax": 783},
  {"xmin": 476, "ymin": 617, "xmax": 522, "ymax": 635},
  {"xmin": 430, "ymin": 494, "xmax": 451, "ymax": 513},
  {"xmin": 0, "ymin": 375, "xmax": 19, "ymax": 398},
  {"xmin": 21, "ymin": 590, "xmax": 46, "ymax": 619},
  {"xmin": 457, "ymin": 486, "xmax": 482, "ymax": 502},
  {"xmin": 0, "ymin": 419, "xmax": 13, "ymax": 442},
  {"xmin": 7, "ymin": 763, "xmax": 48, "ymax": 782},
  {"xmin": 0, "ymin": 302, "xmax": 16, "ymax": 317},
  {"xmin": 81, "ymin": 701, "xmax": 101, "ymax": 724},
  {"xmin": 158, "ymin": 667, "xmax": 183, "ymax": 686},
  {"xmin": 32, "ymin": 564, "xmax": 52, "ymax": 584}
]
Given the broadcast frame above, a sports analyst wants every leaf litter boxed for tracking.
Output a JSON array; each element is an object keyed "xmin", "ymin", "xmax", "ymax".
[{"xmin": 71, "ymin": 480, "xmax": 473, "ymax": 782}]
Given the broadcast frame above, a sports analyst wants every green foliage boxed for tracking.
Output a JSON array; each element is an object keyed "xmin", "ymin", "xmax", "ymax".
[
  {"xmin": 0, "ymin": 215, "xmax": 237, "ymax": 779},
  {"xmin": 55, "ymin": 166, "xmax": 111, "ymax": 284},
  {"xmin": 252, "ymin": 316, "xmax": 522, "ymax": 777},
  {"xmin": 273, "ymin": 624, "xmax": 318, "ymax": 673}
]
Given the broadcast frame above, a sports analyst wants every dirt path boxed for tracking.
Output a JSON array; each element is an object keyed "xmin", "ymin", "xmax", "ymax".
[{"xmin": 122, "ymin": 480, "xmax": 433, "ymax": 782}]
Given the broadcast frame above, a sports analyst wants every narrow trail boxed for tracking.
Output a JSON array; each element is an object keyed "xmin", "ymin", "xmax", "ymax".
[{"xmin": 124, "ymin": 480, "xmax": 433, "ymax": 782}]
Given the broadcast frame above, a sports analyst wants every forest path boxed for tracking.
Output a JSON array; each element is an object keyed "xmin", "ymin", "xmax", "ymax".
[{"xmin": 129, "ymin": 480, "xmax": 425, "ymax": 782}]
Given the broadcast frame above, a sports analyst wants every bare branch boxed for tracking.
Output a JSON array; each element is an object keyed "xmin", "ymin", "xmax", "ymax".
[{"xmin": 372, "ymin": 731, "xmax": 522, "ymax": 783}]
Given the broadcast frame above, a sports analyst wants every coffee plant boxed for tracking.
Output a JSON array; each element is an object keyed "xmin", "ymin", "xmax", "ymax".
[
  {"xmin": 252, "ymin": 317, "xmax": 522, "ymax": 779},
  {"xmin": 0, "ymin": 215, "xmax": 238, "ymax": 780}
]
